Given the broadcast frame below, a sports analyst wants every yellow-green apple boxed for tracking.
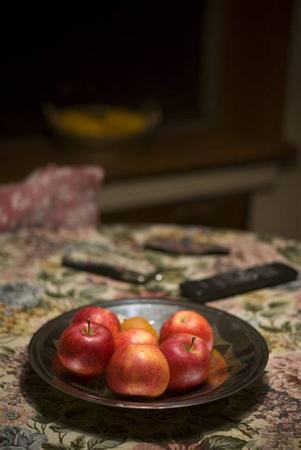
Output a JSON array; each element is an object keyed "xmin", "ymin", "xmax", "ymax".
[
  {"xmin": 114, "ymin": 328, "xmax": 158, "ymax": 350},
  {"xmin": 57, "ymin": 320, "xmax": 115, "ymax": 379},
  {"xmin": 160, "ymin": 333, "xmax": 211, "ymax": 391},
  {"xmin": 106, "ymin": 344, "xmax": 170, "ymax": 397},
  {"xmin": 207, "ymin": 349, "xmax": 228, "ymax": 389},
  {"xmin": 159, "ymin": 309, "xmax": 213, "ymax": 351},
  {"xmin": 72, "ymin": 305, "xmax": 121, "ymax": 336},
  {"xmin": 121, "ymin": 316, "xmax": 158, "ymax": 338}
]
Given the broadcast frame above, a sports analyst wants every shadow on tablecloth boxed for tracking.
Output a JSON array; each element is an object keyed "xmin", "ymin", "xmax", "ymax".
[{"xmin": 20, "ymin": 362, "xmax": 268, "ymax": 448}]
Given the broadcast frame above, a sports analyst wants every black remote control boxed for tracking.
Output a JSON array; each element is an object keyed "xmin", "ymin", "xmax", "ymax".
[
  {"xmin": 144, "ymin": 238, "xmax": 229, "ymax": 256},
  {"xmin": 180, "ymin": 262, "xmax": 299, "ymax": 303}
]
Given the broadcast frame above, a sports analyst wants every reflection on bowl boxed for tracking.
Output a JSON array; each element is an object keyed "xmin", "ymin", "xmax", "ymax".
[{"xmin": 44, "ymin": 103, "xmax": 162, "ymax": 150}]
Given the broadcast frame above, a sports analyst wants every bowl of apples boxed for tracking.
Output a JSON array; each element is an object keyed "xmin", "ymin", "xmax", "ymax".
[{"xmin": 28, "ymin": 298, "xmax": 268, "ymax": 409}]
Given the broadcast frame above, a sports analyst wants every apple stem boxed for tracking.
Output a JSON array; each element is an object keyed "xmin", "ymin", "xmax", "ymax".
[
  {"xmin": 188, "ymin": 336, "xmax": 196, "ymax": 351},
  {"xmin": 87, "ymin": 319, "xmax": 92, "ymax": 336}
]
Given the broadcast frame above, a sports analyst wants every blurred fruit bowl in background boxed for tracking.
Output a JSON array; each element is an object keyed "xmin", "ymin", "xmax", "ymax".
[{"xmin": 44, "ymin": 103, "xmax": 162, "ymax": 150}]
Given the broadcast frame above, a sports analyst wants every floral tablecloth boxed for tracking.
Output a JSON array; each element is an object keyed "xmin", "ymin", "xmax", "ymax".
[{"xmin": 0, "ymin": 224, "xmax": 300, "ymax": 450}]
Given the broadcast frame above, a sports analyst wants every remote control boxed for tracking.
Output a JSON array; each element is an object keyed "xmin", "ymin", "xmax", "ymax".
[
  {"xmin": 180, "ymin": 262, "xmax": 299, "ymax": 303},
  {"xmin": 62, "ymin": 245, "xmax": 158, "ymax": 284},
  {"xmin": 63, "ymin": 257, "xmax": 155, "ymax": 284},
  {"xmin": 144, "ymin": 238, "xmax": 229, "ymax": 255}
]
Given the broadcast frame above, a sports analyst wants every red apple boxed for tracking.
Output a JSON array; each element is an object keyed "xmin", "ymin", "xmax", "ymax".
[
  {"xmin": 114, "ymin": 328, "xmax": 158, "ymax": 349},
  {"xmin": 52, "ymin": 354, "xmax": 68, "ymax": 375},
  {"xmin": 57, "ymin": 320, "xmax": 115, "ymax": 379},
  {"xmin": 159, "ymin": 309, "xmax": 213, "ymax": 351},
  {"xmin": 106, "ymin": 344, "xmax": 170, "ymax": 397},
  {"xmin": 72, "ymin": 305, "xmax": 121, "ymax": 336},
  {"xmin": 160, "ymin": 333, "xmax": 211, "ymax": 392}
]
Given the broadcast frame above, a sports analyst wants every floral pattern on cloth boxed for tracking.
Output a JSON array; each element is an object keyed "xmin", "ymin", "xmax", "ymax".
[
  {"xmin": 0, "ymin": 426, "xmax": 47, "ymax": 449},
  {"xmin": 0, "ymin": 223, "xmax": 301, "ymax": 450},
  {"xmin": 0, "ymin": 164, "xmax": 104, "ymax": 231}
]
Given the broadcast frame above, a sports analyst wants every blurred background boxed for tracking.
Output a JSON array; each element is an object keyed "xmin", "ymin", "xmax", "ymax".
[{"xmin": 0, "ymin": 0, "xmax": 300, "ymax": 238}]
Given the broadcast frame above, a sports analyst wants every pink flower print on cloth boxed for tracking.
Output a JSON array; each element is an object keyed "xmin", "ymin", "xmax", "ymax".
[{"xmin": 0, "ymin": 164, "xmax": 104, "ymax": 231}]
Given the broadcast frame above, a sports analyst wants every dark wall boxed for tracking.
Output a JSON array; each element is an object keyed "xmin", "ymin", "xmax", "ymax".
[{"xmin": 0, "ymin": 2, "xmax": 205, "ymax": 136}]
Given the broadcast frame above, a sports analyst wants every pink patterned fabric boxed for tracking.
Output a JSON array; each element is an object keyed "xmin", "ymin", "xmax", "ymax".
[{"xmin": 0, "ymin": 165, "xmax": 104, "ymax": 231}]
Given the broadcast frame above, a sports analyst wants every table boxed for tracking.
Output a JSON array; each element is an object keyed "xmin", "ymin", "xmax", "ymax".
[{"xmin": 0, "ymin": 224, "xmax": 300, "ymax": 449}]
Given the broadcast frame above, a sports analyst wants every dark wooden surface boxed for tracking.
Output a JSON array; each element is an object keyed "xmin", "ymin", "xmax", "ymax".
[
  {"xmin": 101, "ymin": 193, "xmax": 251, "ymax": 230},
  {"xmin": 0, "ymin": 135, "xmax": 295, "ymax": 183}
]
